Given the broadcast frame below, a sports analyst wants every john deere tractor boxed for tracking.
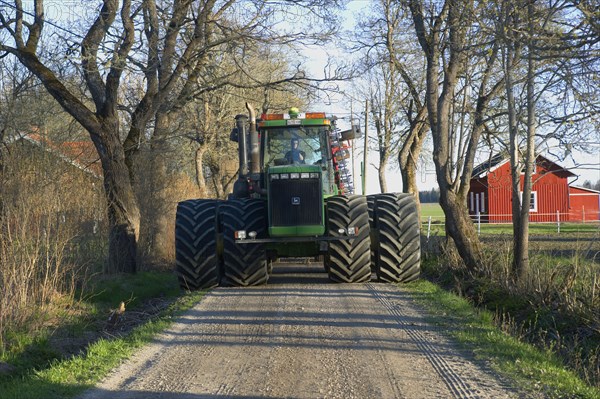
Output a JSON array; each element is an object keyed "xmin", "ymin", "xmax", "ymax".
[{"xmin": 175, "ymin": 104, "xmax": 420, "ymax": 289}]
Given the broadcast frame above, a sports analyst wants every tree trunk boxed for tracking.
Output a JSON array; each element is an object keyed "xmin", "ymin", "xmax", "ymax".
[
  {"xmin": 515, "ymin": 45, "xmax": 536, "ymax": 280},
  {"xmin": 93, "ymin": 123, "xmax": 140, "ymax": 274},
  {"xmin": 140, "ymin": 111, "xmax": 172, "ymax": 264},
  {"xmin": 0, "ymin": 127, "xmax": 4, "ymax": 220},
  {"xmin": 513, "ymin": 7, "xmax": 537, "ymax": 280},
  {"xmin": 506, "ymin": 45, "xmax": 527, "ymax": 280},
  {"xmin": 212, "ymin": 173, "xmax": 225, "ymax": 199},
  {"xmin": 400, "ymin": 133, "xmax": 424, "ymax": 199},
  {"xmin": 378, "ymin": 164, "xmax": 388, "ymax": 193},
  {"xmin": 5, "ymin": 1, "xmax": 141, "ymax": 274},
  {"xmin": 440, "ymin": 189, "xmax": 482, "ymax": 270},
  {"xmin": 195, "ymin": 147, "xmax": 206, "ymax": 194},
  {"xmin": 400, "ymin": 155, "xmax": 421, "ymax": 218},
  {"xmin": 19, "ymin": 61, "xmax": 141, "ymax": 274},
  {"xmin": 408, "ymin": 0, "xmax": 483, "ymax": 272},
  {"xmin": 399, "ymin": 116, "xmax": 427, "ymax": 219},
  {"xmin": 503, "ymin": 1, "xmax": 535, "ymax": 281}
]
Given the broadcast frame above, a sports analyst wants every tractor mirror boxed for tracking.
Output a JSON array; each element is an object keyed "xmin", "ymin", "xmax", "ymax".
[
  {"xmin": 339, "ymin": 125, "xmax": 362, "ymax": 141},
  {"xmin": 339, "ymin": 129, "xmax": 353, "ymax": 141}
]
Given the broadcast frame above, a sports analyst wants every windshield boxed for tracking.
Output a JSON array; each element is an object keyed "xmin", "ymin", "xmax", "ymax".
[{"xmin": 263, "ymin": 127, "xmax": 329, "ymax": 167}]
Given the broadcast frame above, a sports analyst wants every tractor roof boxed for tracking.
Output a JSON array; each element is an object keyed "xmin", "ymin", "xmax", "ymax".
[{"xmin": 258, "ymin": 110, "xmax": 331, "ymax": 128}]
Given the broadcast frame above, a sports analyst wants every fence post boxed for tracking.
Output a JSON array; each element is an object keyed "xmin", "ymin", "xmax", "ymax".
[
  {"xmin": 556, "ymin": 210, "xmax": 560, "ymax": 233},
  {"xmin": 427, "ymin": 216, "xmax": 432, "ymax": 241},
  {"xmin": 477, "ymin": 212, "xmax": 481, "ymax": 236}
]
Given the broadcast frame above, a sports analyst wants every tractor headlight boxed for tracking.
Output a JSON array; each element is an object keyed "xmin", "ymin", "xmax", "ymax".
[
  {"xmin": 290, "ymin": 173, "xmax": 300, "ymax": 179},
  {"xmin": 280, "ymin": 173, "xmax": 289, "ymax": 179},
  {"xmin": 337, "ymin": 227, "xmax": 359, "ymax": 236},
  {"xmin": 270, "ymin": 174, "xmax": 279, "ymax": 180},
  {"xmin": 309, "ymin": 173, "xmax": 319, "ymax": 179},
  {"xmin": 235, "ymin": 230, "xmax": 247, "ymax": 239},
  {"xmin": 300, "ymin": 172, "xmax": 310, "ymax": 179}
]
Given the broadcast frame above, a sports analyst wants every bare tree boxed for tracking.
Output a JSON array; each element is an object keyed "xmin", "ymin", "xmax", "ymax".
[
  {"xmin": 0, "ymin": 0, "xmax": 347, "ymax": 272},
  {"xmin": 364, "ymin": 64, "xmax": 397, "ymax": 193},
  {"xmin": 492, "ymin": 0, "xmax": 599, "ymax": 279},
  {"xmin": 1, "ymin": 0, "xmax": 142, "ymax": 273},
  {"xmin": 122, "ymin": 1, "xmax": 348, "ymax": 262},
  {"xmin": 406, "ymin": 0, "xmax": 506, "ymax": 271},
  {"xmin": 498, "ymin": 0, "xmax": 537, "ymax": 280},
  {"xmin": 382, "ymin": 0, "xmax": 429, "ymax": 199},
  {"xmin": 353, "ymin": 0, "xmax": 429, "ymax": 199}
]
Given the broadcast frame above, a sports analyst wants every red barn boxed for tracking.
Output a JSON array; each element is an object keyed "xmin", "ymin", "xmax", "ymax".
[
  {"xmin": 469, "ymin": 154, "xmax": 577, "ymax": 223},
  {"xmin": 568, "ymin": 186, "xmax": 600, "ymax": 222}
]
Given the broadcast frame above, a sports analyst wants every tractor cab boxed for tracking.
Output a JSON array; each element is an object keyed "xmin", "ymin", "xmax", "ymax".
[
  {"xmin": 258, "ymin": 110, "xmax": 338, "ymax": 237},
  {"xmin": 260, "ymin": 114, "xmax": 337, "ymax": 193}
]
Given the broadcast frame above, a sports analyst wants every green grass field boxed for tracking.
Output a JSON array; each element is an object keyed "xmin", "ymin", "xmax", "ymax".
[
  {"xmin": 420, "ymin": 202, "xmax": 600, "ymax": 238},
  {"xmin": 420, "ymin": 202, "xmax": 444, "ymax": 219}
]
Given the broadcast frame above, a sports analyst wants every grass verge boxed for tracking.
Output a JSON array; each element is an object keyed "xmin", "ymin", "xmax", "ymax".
[
  {"xmin": 0, "ymin": 272, "xmax": 204, "ymax": 399},
  {"xmin": 403, "ymin": 278, "xmax": 600, "ymax": 399}
]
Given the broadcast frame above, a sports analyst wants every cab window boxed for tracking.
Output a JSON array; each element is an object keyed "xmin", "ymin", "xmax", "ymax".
[{"xmin": 263, "ymin": 127, "xmax": 327, "ymax": 167}]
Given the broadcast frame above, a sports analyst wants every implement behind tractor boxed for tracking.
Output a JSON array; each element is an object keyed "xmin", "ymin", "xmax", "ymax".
[{"xmin": 175, "ymin": 104, "xmax": 420, "ymax": 289}]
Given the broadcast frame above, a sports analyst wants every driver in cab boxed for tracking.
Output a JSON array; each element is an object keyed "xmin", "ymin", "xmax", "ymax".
[{"xmin": 285, "ymin": 138, "xmax": 305, "ymax": 164}]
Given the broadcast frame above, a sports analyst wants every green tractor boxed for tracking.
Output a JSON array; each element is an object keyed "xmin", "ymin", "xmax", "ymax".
[{"xmin": 175, "ymin": 104, "xmax": 420, "ymax": 289}]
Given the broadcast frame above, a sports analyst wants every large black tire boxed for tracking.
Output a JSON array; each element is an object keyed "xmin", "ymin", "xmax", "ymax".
[
  {"xmin": 371, "ymin": 193, "xmax": 421, "ymax": 283},
  {"xmin": 326, "ymin": 195, "xmax": 371, "ymax": 283},
  {"xmin": 221, "ymin": 199, "xmax": 269, "ymax": 287},
  {"xmin": 175, "ymin": 199, "xmax": 221, "ymax": 290}
]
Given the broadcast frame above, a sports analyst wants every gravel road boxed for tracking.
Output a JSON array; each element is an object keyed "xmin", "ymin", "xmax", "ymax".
[{"xmin": 79, "ymin": 263, "xmax": 521, "ymax": 399}]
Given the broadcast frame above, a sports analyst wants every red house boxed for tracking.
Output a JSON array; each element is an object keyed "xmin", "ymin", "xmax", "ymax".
[
  {"xmin": 469, "ymin": 154, "xmax": 583, "ymax": 223},
  {"xmin": 568, "ymin": 186, "xmax": 600, "ymax": 222}
]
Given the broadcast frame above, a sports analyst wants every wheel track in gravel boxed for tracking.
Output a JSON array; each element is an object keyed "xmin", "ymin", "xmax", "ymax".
[
  {"xmin": 346, "ymin": 289, "xmax": 406, "ymax": 399},
  {"xmin": 368, "ymin": 282, "xmax": 483, "ymax": 399}
]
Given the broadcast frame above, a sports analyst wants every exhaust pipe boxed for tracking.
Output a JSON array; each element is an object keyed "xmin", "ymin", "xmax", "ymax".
[
  {"xmin": 234, "ymin": 114, "xmax": 249, "ymax": 177},
  {"xmin": 246, "ymin": 102, "xmax": 260, "ymax": 175}
]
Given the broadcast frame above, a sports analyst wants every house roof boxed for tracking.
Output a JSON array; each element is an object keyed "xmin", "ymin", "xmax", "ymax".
[
  {"xmin": 57, "ymin": 140, "xmax": 102, "ymax": 175},
  {"xmin": 472, "ymin": 153, "xmax": 576, "ymax": 179},
  {"xmin": 569, "ymin": 185, "xmax": 600, "ymax": 194},
  {"xmin": 5, "ymin": 132, "xmax": 102, "ymax": 179}
]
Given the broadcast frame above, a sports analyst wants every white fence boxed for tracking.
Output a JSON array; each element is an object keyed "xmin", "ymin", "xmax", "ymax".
[{"xmin": 422, "ymin": 210, "xmax": 600, "ymax": 239}]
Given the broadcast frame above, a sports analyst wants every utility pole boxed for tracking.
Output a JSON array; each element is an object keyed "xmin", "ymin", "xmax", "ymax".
[{"xmin": 362, "ymin": 99, "xmax": 369, "ymax": 195}]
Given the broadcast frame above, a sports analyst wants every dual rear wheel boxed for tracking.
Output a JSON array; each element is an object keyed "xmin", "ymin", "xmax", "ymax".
[
  {"xmin": 325, "ymin": 193, "xmax": 420, "ymax": 284},
  {"xmin": 175, "ymin": 199, "xmax": 221, "ymax": 290},
  {"xmin": 368, "ymin": 193, "xmax": 421, "ymax": 283},
  {"xmin": 175, "ymin": 198, "xmax": 268, "ymax": 290},
  {"xmin": 325, "ymin": 195, "xmax": 371, "ymax": 283}
]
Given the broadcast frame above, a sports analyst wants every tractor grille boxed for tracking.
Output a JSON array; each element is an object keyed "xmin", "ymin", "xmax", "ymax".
[{"xmin": 269, "ymin": 178, "xmax": 322, "ymax": 226}]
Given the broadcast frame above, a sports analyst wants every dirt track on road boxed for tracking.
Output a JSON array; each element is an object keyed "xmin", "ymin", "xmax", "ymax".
[{"xmin": 79, "ymin": 263, "xmax": 522, "ymax": 399}]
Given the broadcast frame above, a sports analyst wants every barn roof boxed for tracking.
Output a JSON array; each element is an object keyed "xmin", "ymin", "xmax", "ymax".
[
  {"xmin": 471, "ymin": 153, "xmax": 508, "ymax": 179},
  {"xmin": 472, "ymin": 153, "xmax": 576, "ymax": 179}
]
